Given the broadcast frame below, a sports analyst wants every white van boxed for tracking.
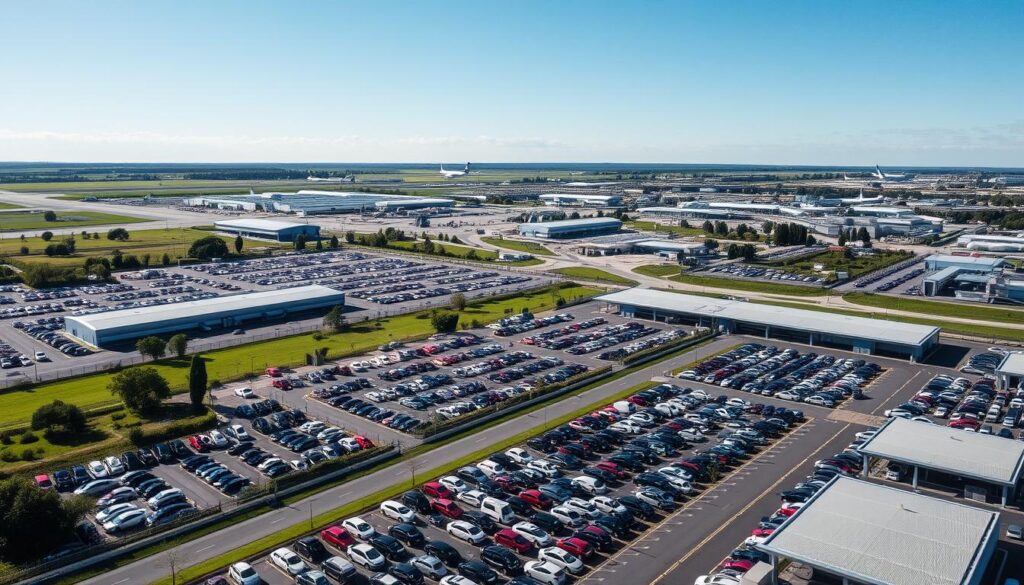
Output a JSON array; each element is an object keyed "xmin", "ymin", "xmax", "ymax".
[
  {"xmin": 480, "ymin": 497, "xmax": 514, "ymax": 524},
  {"xmin": 612, "ymin": 401, "xmax": 636, "ymax": 415}
]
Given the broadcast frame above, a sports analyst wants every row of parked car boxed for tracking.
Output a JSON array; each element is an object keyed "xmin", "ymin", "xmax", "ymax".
[
  {"xmin": 520, "ymin": 318, "xmax": 608, "ymax": 347},
  {"xmin": 596, "ymin": 328, "xmax": 687, "ymax": 361},
  {"xmin": 875, "ymin": 267, "xmax": 925, "ymax": 292},
  {"xmin": 703, "ymin": 264, "xmax": 825, "ymax": 285},
  {"xmin": 13, "ymin": 317, "xmax": 93, "ymax": 356},
  {"xmin": 489, "ymin": 313, "xmax": 576, "ymax": 338},
  {"xmin": 353, "ymin": 275, "xmax": 534, "ymax": 305},
  {"xmin": 960, "ymin": 350, "xmax": 1006, "ymax": 375},
  {"xmin": 852, "ymin": 255, "xmax": 920, "ymax": 289}
]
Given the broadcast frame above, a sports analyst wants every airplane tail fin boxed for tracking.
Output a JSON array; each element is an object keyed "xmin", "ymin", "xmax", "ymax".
[
  {"xmin": 465, "ymin": 162, "xmax": 471, "ymax": 172},
  {"xmin": 875, "ymin": 164, "xmax": 885, "ymax": 179},
  {"xmin": 440, "ymin": 163, "xmax": 445, "ymax": 172}
]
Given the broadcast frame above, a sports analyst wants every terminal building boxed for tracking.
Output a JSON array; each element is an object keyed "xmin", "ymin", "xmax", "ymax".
[
  {"xmin": 922, "ymin": 254, "xmax": 1008, "ymax": 297},
  {"xmin": 538, "ymin": 193, "xmax": 622, "ymax": 207},
  {"xmin": 214, "ymin": 218, "xmax": 321, "ymax": 243},
  {"xmin": 572, "ymin": 233, "xmax": 710, "ymax": 258},
  {"xmin": 186, "ymin": 190, "xmax": 454, "ymax": 216},
  {"xmin": 517, "ymin": 217, "xmax": 623, "ymax": 239},
  {"xmin": 757, "ymin": 476, "xmax": 1000, "ymax": 585},
  {"xmin": 596, "ymin": 288, "xmax": 939, "ymax": 360},
  {"xmin": 65, "ymin": 285, "xmax": 345, "ymax": 346}
]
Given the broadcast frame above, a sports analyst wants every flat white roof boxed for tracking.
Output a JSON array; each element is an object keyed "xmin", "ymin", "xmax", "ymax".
[
  {"xmin": 858, "ymin": 417, "xmax": 1024, "ymax": 486},
  {"xmin": 926, "ymin": 254, "xmax": 1007, "ymax": 268},
  {"xmin": 759, "ymin": 477, "xmax": 998, "ymax": 585},
  {"xmin": 996, "ymin": 352, "xmax": 1024, "ymax": 376},
  {"xmin": 539, "ymin": 193, "xmax": 618, "ymax": 201},
  {"xmin": 67, "ymin": 285, "xmax": 344, "ymax": 332},
  {"xmin": 596, "ymin": 288, "xmax": 939, "ymax": 347},
  {"xmin": 214, "ymin": 218, "xmax": 310, "ymax": 232}
]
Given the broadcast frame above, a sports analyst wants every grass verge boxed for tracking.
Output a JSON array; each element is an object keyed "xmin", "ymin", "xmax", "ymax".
[
  {"xmin": 624, "ymin": 220, "xmax": 705, "ymax": 237},
  {"xmin": 632, "ymin": 264, "xmax": 681, "ymax": 277},
  {"xmin": 844, "ymin": 292, "xmax": 1024, "ymax": 325},
  {"xmin": 667, "ymin": 273, "xmax": 827, "ymax": 297},
  {"xmin": 480, "ymin": 237, "xmax": 555, "ymax": 256},
  {"xmin": 547, "ymin": 267, "xmax": 637, "ymax": 286}
]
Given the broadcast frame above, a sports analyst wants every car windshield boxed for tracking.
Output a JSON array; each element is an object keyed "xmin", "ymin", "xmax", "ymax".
[
  {"xmin": 238, "ymin": 567, "xmax": 255, "ymax": 578},
  {"xmin": 365, "ymin": 548, "xmax": 382, "ymax": 560}
]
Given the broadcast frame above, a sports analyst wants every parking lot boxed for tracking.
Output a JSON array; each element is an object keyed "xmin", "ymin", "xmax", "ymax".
[{"xmin": 694, "ymin": 263, "xmax": 826, "ymax": 287}]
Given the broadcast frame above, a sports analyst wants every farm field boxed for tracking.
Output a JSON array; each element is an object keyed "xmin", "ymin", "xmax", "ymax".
[{"xmin": 0, "ymin": 211, "xmax": 148, "ymax": 232}]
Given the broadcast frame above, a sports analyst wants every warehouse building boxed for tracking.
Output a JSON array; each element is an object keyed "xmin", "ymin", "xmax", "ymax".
[
  {"xmin": 995, "ymin": 352, "xmax": 1024, "ymax": 390},
  {"xmin": 858, "ymin": 417, "xmax": 1024, "ymax": 506},
  {"xmin": 518, "ymin": 217, "xmax": 623, "ymax": 239},
  {"xmin": 637, "ymin": 206, "xmax": 737, "ymax": 222},
  {"xmin": 574, "ymin": 233, "xmax": 710, "ymax": 258},
  {"xmin": 65, "ymin": 285, "xmax": 345, "ymax": 346},
  {"xmin": 539, "ymin": 193, "xmax": 622, "ymax": 207},
  {"xmin": 757, "ymin": 476, "xmax": 1000, "ymax": 585},
  {"xmin": 924, "ymin": 254, "xmax": 1007, "ymax": 272},
  {"xmin": 187, "ymin": 190, "xmax": 454, "ymax": 215},
  {"xmin": 214, "ymin": 218, "xmax": 321, "ymax": 243},
  {"xmin": 597, "ymin": 288, "xmax": 939, "ymax": 360},
  {"xmin": 957, "ymin": 234, "xmax": 1024, "ymax": 253}
]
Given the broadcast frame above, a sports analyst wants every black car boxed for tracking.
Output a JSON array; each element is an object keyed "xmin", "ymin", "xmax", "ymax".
[
  {"xmin": 389, "ymin": 523, "xmax": 426, "ymax": 548},
  {"xmin": 549, "ymin": 453, "xmax": 583, "ymax": 471},
  {"xmin": 401, "ymin": 490, "xmax": 431, "ymax": 514},
  {"xmin": 526, "ymin": 437, "xmax": 554, "ymax": 453},
  {"xmin": 227, "ymin": 442, "xmax": 253, "ymax": 456},
  {"xmin": 294, "ymin": 536, "xmax": 329, "ymax": 564},
  {"xmin": 388, "ymin": 562, "xmax": 424, "ymax": 585},
  {"xmin": 505, "ymin": 495, "xmax": 534, "ymax": 517},
  {"xmin": 582, "ymin": 466, "xmax": 618, "ymax": 484},
  {"xmin": 120, "ymin": 450, "xmax": 144, "ymax": 471},
  {"xmin": 595, "ymin": 429, "xmax": 624, "ymax": 445},
  {"xmin": 594, "ymin": 514, "xmax": 630, "ymax": 538},
  {"xmin": 529, "ymin": 510, "xmax": 563, "ymax": 535},
  {"xmin": 459, "ymin": 560, "xmax": 499, "ymax": 585},
  {"xmin": 607, "ymin": 453, "xmax": 646, "ymax": 472},
  {"xmin": 121, "ymin": 470, "xmax": 155, "ymax": 488},
  {"xmin": 152, "ymin": 443, "xmax": 174, "ymax": 464},
  {"xmin": 480, "ymin": 545, "xmax": 522, "ymax": 575},
  {"xmin": 52, "ymin": 468, "xmax": 74, "ymax": 491},
  {"xmin": 462, "ymin": 511, "xmax": 497, "ymax": 534},
  {"xmin": 168, "ymin": 439, "xmax": 191, "ymax": 458},
  {"xmin": 617, "ymin": 495, "xmax": 657, "ymax": 520},
  {"xmin": 136, "ymin": 448, "xmax": 158, "ymax": 467},
  {"xmin": 425, "ymin": 540, "xmax": 462, "ymax": 567},
  {"xmin": 573, "ymin": 525, "xmax": 613, "ymax": 551},
  {"xmin": 181, "ymin": 455, "xmax": 212, "ymax": 472},
  {"xmin": 731, "ymin": 546, "xmax": 769, "ymax": 563},
  {"xmin": 139, "ymin": 479, "xmax": 170, "ymax": 499},
  {"xmin": 487, "ymin": 453, "xmax": 515, "ymax": 470},
  {"xmin": 370, "ymin": 534, "xmax": 408, "ymax": 561},
  {"xmin": 70, "ymin": 464, "xmax": 91, "ymax": 486}
]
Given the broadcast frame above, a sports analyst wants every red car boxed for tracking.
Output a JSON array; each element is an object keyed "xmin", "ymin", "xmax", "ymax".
[
  {"xmin": 949, "ymin": 418, "xmax": 981, "ymax": 430},
  {"xmin": 777, "ymin": 506, "xmax": 799, "ymax": 517},
  {"xmin": 266, "ymin": 367, "xmax": 282, "ymax": 377},
  {"xmin": 353, "ymin": 436, "xmax": 374, "ymax": 449},
  {"xmin": 492, "ymin": 475, "xmax": 519, "ymax": 493},
  {"xmin": 721, "ymin": 559, "xmax": 753, "ymax": 572},
  {"xmin": 431, "ymin": 498, "xmax": 463, "ymax": 519},
  {"xmin": 595, "ymin": 461, "xmax": 628, "ymax": 479},
  {"xmin": 271, "ymin": 379, "xmax": 291, "ymax": 390},
  {"xmin": 556, "ymin": 537, "xmax": 593, "ymax": 559},
  {"xmin": 751, "ymin": 527, "xmax": 775, "ymax": 538},
  {"xmin": 422, "ymin": 481, "xmax": 453, "ymax": 499},
  {"xmin": 625, "ymin": 395, "xmax": 648, "ymax": 407},
  {"xmin": 518, "ymin": 489, "xmax": 553, "ymax": 509},
  {"xmin": 189, "ymin": 434, "xmax": 211, "ymax": 452},
  {"xmin": 320, "ymin": 525, "xmax": 356, "ymax": 549},
  {"xmin": 494, "ymin": 529, "xmax": 532, "ymax": 554}
]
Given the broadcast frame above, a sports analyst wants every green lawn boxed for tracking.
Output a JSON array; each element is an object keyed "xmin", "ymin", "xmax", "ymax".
[
  {"xmin": 355, "ymin": 239, "xmax": 543, "ymax": 267},
  {"xmin": 0, "ymin": 202, "xmax": 24, "ymax": 210},
  {"xmin": 0, "ymin": 211, "xmax": 149, "ymax": 232},
  {"xmin": 843, "ymin": 292, "xmax": 1024, "ymax": 326},
  {"xmin": 668, "ymin": 273, "xmax": 828, "ymax": 297},
  {"xmin": 480, "ymin": 236, "xmax": 555, "ymax": 256},
  {"xmin": 632, "ymin": 264, "xmax": 681, "ymax": 277},
  {"xmin": 625, "ymin": 220, "xmax": 706, "ymax": 237},
  {"xmin": 548, "ymin": 267, "xmax": 637, "ymax": 286},
  {"xmin": 0, "ymin": 285, "xmax": 602, "ymax": 429},
  {"xmin": 756, "ymin": 250, "xmax": 913, "ymax": 279}
]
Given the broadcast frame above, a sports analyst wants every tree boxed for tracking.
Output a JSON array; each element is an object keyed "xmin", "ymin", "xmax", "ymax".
[
  {"xmin": 168, "ymin": 333, "xmax": 188, "ymax": 358},
  {"xmin": 450, "ymin": 292, "xmax": 467, "ymax": 311},
  {"xmin": 323, "ymin": 305, "xmax": 346, "ymax": 332},
  {"xmin": 233, "ymin": 234, "xmax": 243, "ymax": 254},
  {"xmin": 344, "ymin": 231, "xmax": 355, "ymax": 244},
  {"xmin": 188, "ymin": 236, "xmax": 229, "ymax": 259},
  {"xmin": 837, "ymin": 232, "xmax": 847, "ymax": 246},
  {"xmin": 108, "ymin": 367, "xmax": 170, "ymax": 413},
  {"xmin": 857, "ymin": 227, "xmax": 871, "ymax": 245},
  {"xmin": 421, "ymin": 237, "xmax": 435, "ymax": 254},
  {"xmin": 315, "ymin": 238, "xmax": 324, "ymax": 250},
  {"xmin": 741, "ymin": 244, "xmax": 757, "ymax": 261},
  {"xmin": 704, "ymin": 238, "xmax": 719, "ymax": 250},
  {"xmin": 136, "ymin": 336, "xmax": 167, "ymax": 361},
  {"xmin": 430, "ymin": 310, "xmax": 459, "ymax": 333},
  {"xmin": 805, "ymin": 233, "xmax": 817, "ymax": 246},
  {"xmin": 19, "ymin": 246, "xmax": 28, "ymax": 255},
  {"xmin": 0, "ymin": 476, "xmax": 90, "ymax": 564},
  {"xmin": 30, "ymin": 400, "xmax": 87, "ymax": 434},
  {"xmin": 727, "ymin": 243, "xmax": 740, "ymax": 259},
  {"xmin": 41, "ymin": 231, "xmax": 53, "ymax": 241},
  {"xmin": 188, "ymin": 354, "xmax": 208, "ymax": 413},
  {"xmin": 162, "ymin": 252, "xmax": 171, "ymax": 266},
  {"xmin": 294, "ymin": 234, "xmax": 307, "ymax": 251},
  {"xmin": 43, "ymin": 210, "xmax": 57, "ymax": 222},
  {"xmin": 107, "ymin": 227, "xmax": 130, "ymax": 241},
  {"xmin": 329, "ymin": 235, "xmax": 340, "ymax": 249}
]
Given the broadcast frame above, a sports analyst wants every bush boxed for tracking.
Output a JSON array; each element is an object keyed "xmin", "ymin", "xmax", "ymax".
[
  {"xmin": 20, "ymin": 449, "xmax": 36, "ymax": 461},
  {"xmin": 0, "ymin": 451, "xmax": 16, "ymax": 462},
  {"xmin": 188, "ymin": 236, "xmax": 229, "ymax": 260},
  {"xmin": 43, "ymin": 210, "xmax": 57, "ymax": 222},
  {"xmin": 312, "ymin": 332, "xmax": 325, "ymax": 341},
  {"xmin": 110, "ymin": 411, "xmax": 126, "ymax": 421},
  {"xmin": 430, "ymin": 310, "xmax": 460, "ymax": 334},
  {"xmin": 127, "ymin": 427, "xmax": 144, "ymax": 446},
  {"xmin": 19, "ymin": 431, "xmax": 38, "ymax": 444},
  {"xmin": 40, "ymin": 231, "xmax": 53, "ymax": 241},
  {"xmin": 19, "ymin": 246, "xmax": 28, "ymax": 255},
  {"xmin": 107, "ymin": 228, "xmax": 130, "ymax": 241}
]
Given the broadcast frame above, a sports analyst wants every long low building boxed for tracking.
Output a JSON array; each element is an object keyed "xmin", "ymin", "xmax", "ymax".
[
  {"xmin": 757, "ymin": 476, "xmax": 999, "ymax": 585},
  {"xmin": 539, "ymin": 193, "xmax": 622, "ymax": 207},
  {"xmin": 596, "ymin": 288, "xmax": 939, "ymax": 360},
  {"xmin": 518, "ymin": 217, "xmax": 623, "ymax": 239},
  {"xmin": 187, "ymin": 191, "xmax": 454, "ymax": 215},
  {"xmin": 65, "ymin": 285, "xmax": 345, "ymax": 346},
  {"xmin": 214, "ymin": 218, "xmax": 321, "ymax": 242}
]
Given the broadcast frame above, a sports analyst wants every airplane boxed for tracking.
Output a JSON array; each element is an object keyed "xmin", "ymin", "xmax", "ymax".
[
  {"xmin": 840, "ymin": 189, "xmax": 884, "ymax": 205},
  {"xmin": 440, "ymin": 162, "xmax": 470, "ymax": 178},
  {"xmin": 307, "ymin": 175, "xmax": 353, "ymax": 183},
  {"xmin": 873, "ymin": 165, "xmax": 912, "ymax": 182}
]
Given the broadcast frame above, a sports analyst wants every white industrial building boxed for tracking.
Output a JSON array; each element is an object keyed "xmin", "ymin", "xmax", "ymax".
[
  {"xmin": 213, "ymin": 218, "xmax": 321, "ymax": 242},
  {"xmin": 538, "ymin": 193, "xmax": 622, "ymax": 207},
  {"xmin": 956, "ymin": 233, "xmax": 1024, "ymax": 253}
]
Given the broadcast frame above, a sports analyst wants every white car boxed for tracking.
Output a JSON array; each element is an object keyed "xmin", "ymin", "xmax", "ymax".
[
  {"xmin": 439, "ymin": 475, "xmax": 469, "ymax": 494},
  {"xmin": 74, "ymin": 478, "xmax": 119, "ymax": 496},
  {"xmin": 318, "ymin": 427, "xmax": 346, "ymax": 442},
  {"xmin": 440, "ymin": 576, "xmax": 479, "ymax": 585},
  {"xmin": 380, "ymin": 500, "xmax": 416, "ymax": 523},
  {"xmin": 563, "ymin": 497, "xmax": 600, "ymax": 520},
  {"xmin": 854, "ymin": 430, "xmax": 878, "ymax": 441},
  {"xmin": 299, "ymin": 421, "xmax": 327, "ymax": 434},
  {"xmin": 695, "ymin": 574, "xmax": 741, "ymax": 585},
  {"xmin": 609, "ymin": 421, "xmax": 643, "ymax": 435},
  {"xmin": 347, "ymin": 543, "xmax": 386, "ymax": 570},
  {"xmin": 270, "ymin": 547, "xmax": 308, "ymax": 576},
  {"xmin": 571, "ymin": 476, "xmax": 607, "ymax": 495},
  {"xmin": 446, "ymin": 520, "xmax": 486, "ymax": 545},
  {"xmin": 456, "ymin": 489, "xmax": 487, "ymax": 508},
  {"xmin": 342, "ymin": 516, "xmax": 376, "ymax": 540},
  {"xmin": 34, "ymin": 351, "xmax": 49, "ymax": 362},
  {"xmin": 102, "ymin": 508, "xmax": 146, "ymax": 533},
  {"xmin": 227, "ymin": 561, "xmax": 261, "ymax": 585},
  {"xmin": 477, "ymin": 459, "xmax": 506, "ymax": 478},
  {"xmin": 86, "ymin": 460, "xmax": 109, "ymax": 479},
  {"xmin": 523, "ymin": 560, "xmax": 566, "ymax": 585},
  {"xmin": 208, "ymin": 430, "xmax": 229, "ymax": 448},
  {"xmin": 549, "ymin": 506, "xmax": 585, "ymax": 528},
  {"xmin": 411, "ymin": 555, "xmax": 448, "ymax": 580},
  {"xmin": 527, "ymin": 460, "xmax": 560, "ymax": 478},
  {"xmin": 590, "ymin": 495, "xmax": 627, "ymax": 515},
  {"xmin": 506, "ymin": 447, "xmax": 534, "ymax": 465},
  {"xmin": 227, "ymin": 424, "xmax": 252, "ymax": 441},
  {"xmin": 512, "ymin": 522, "xmax": 553, "ymax": 547},
  {"xmin": 538, "ymin": 546, "xmax": 584, "ymax": 575},
  {"xmin": 258, "ymin": 457, "xmax": 284, "ymax": 472},
  {"xmin": 95, "ymin": 503, "xmax": 138, "ymax": 524},
  {"xmin": 656, "ymin": 468, "xmax": 694, "ymax": 493},
  {"xmin": 233, "ymin": 387, "xmax": 255, "ymax": 398},
  {"xmin": 103, "ymin": 456, "xmax": 125, "ymax": 476}
]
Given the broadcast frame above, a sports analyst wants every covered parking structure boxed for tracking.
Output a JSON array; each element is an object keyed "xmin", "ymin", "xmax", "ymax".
[
  {"xmin": 757, "ymin": 476, "xmax": 999, "ymax": 585},
  {"xmin": 596, "ymin": 288, "xmax": 939, "ymax": 360},
  {"xmin": 857, "ymin": 417, "xmax": 1024, "ymax": 506}
]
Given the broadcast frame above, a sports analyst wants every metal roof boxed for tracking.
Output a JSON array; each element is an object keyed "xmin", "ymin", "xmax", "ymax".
[
  {"xmin": 926, "ymin": 254, "xmax": 1007, "ymax": 268},
  {"xmin": 519, "ymin": 218, "xmax": 623, "ymax": 230},
  {"xmin": 596, "ymin": 288, "xmax": 939, "ymax": 347},
  {"xmin": 214, "ymin": 218, "xmax": 311, "ymax": 232},
  {"xmin": 858, "ymin": 417, "xmax": 1024, "ymax": 486},
  {"xmin": 758, "ymin": 477, "xmax": 998, "ymax": 585},
  {"xmin": 996, "ymin": 352, "xmax": 1024, "ymax": 377},
  {"xmin": 67, "ymin": 285, "xmax": 344, "ymax": 332},
  {"xmin": 539, "ymin": 193, "xmax": 619, "ymax": 202}
]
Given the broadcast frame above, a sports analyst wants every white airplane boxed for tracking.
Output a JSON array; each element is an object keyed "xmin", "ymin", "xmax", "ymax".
[
  {"xmin": 840, "ymin": 189, "xmax": 884, "ymax": 205},
  {"xmin": 440, "ymin": 162, "xmax": 470, "ymax": 178},
  {"xmin": 873, "ymin": 165, "xmax": 912, "ymax": 182},
  {"xmin": 307, "ymin": 175, "xmax": 353, "ymax": 183}
]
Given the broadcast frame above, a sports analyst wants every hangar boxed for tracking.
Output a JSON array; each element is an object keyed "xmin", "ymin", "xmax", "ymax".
[
  {"xmin": 757, "ymin": 476, "xmax": 999, "ymax": 585},
  {"xmin": 538, "ymin": 193, "xmax": 622, "ymax": 207},
  {"xmin": 214, "ymin": 218, "xmax": 321, "ymax": 243},
  {"xmin": 518, "ymin": 217, "xmax": 623, "ymax": 239},
  {"xmin": 65, "ymin": 285, "xmax": 345, "ymax": 346},
  {"xmin": 596, "ymin": 288, "xmax": 939, "ymax": 360}
]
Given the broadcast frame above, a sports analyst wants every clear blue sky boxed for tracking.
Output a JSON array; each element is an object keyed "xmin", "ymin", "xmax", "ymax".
[{"xmin": 1, "ymin": 0, "xmax": 1022, "ymax": 166}]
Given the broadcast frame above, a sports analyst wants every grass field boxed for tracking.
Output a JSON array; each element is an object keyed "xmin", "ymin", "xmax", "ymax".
[
  {"xmin": 0, "ymin": 211, "xmax": 149, "ymax": 232},
  {"xmin": 548, "ymin": 267, "xmax": 637, "ymax": 286},
  {"xmin": 369, "ymin": 239, "xmax": 543, "ymax": 267},
  {"xmin": 757, "ymin": 250, "xmax": 913, "ymax": 279},
  {"xmin": 0, "ymin": 284, "xmax": 602, "ymax": 429},
  {"xmin": 632, "ymin": 264, "xmax": 681, "ymax": 277},
  {"xmin": 625, "ymin": 220, "xmax": 706, "ymax": 237},
  {"xmin": 0, "ymin": 202, "xmax": 24, "ymax": 209},
  {"xmin": 668, "ymin": 273, "xmax": 828, "ymax": 297},
  {"xmin": 480, "ymin": 237, "xmax": 555, "ymax": 256},
  {"xmin": 844, "ymin": 292, "xmax": 1024, "ymax": 326}
]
